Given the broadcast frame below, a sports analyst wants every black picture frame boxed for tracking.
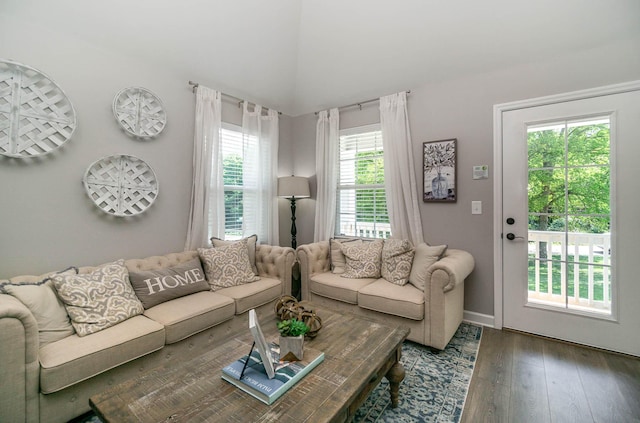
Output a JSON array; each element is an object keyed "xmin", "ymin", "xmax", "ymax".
[{"xmin": 423, "ymin": 138, "xmax": 457, "ymax": 202}]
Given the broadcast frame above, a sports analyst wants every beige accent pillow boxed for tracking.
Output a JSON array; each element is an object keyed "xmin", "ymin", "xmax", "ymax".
[
  {"xmin": 330, "ymin": 238, "xmax": 362, "ymax": 274},
  {"xmin": 4, "ymin": 268, "xmax": 77, "ymax": 346},
  {"xmin": 198, "ymin": 240, "xmax": 260, "ymax": 291},
  {"xmin": 341, "ymin": 239, "xmax": 384, "ymax": 279},
  {"xmin": 381, "ymin": 239, "xmax": 415, "ymax": 286},
  {"xmin": 211, "ymin": 234, "xmax": 258, "ymax": 275},
  {"xmin": 51, "ymin": 260, "xmax": 144, "ymax": 337},
  {"xmin": 409, "ymin": 243, "xmax": 448, "ymax": 291}
]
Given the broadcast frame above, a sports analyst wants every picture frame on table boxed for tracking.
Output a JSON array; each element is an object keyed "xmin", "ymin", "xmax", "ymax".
[
  {"xmin": 423, "ymin": 138, "xmax": 457, "ymax": 202},
  {"xmin": 248, "ymin": 309, "xmax": 276, "ymax": 379}
]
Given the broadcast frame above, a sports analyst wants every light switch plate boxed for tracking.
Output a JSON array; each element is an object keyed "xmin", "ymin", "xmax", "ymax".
[{"xmin": 472, "ymin": 201, "xmax": 482, "ymax": 214}]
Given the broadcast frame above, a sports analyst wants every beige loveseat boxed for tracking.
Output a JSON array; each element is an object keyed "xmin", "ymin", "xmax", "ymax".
[
  {"xmin": 296, "ymin": 239, "xmax": 474, "ymax": 350},
  {"xmin": 0, "ymin": 244, "xmax": 295, "ymax": 423}
]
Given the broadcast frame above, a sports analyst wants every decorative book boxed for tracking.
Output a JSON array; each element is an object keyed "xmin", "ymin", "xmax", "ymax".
[{"xmin": 221, "ymin": 343, "xmax": 324, "ymax": 405}]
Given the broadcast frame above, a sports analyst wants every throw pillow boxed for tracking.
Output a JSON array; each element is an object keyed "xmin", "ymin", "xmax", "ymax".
[
  {"xmin": 51, "ymin": 260, "xmax": 144, "ymax": 336},
  {"xmin": 409, "ymin": 243, "xmax": 448, "ymax": 291},
  {"xmin": 341, "ymin": 239, "xmax": 384, "ymax": 279},
  {"xmin": 211, "ymin": 234, "xmax": 258, "ymax": 275},
  {"xmin": 330, "ymin": 238, "xmax": 362, "ymax": 274},
  {"xmin": 381, "ymin": 239, "xmax": 415, "ymax": 286},
  {"xmin": 3, "ymin": 267, "xmax": 77, "ymax": 346},
  {"xmin": 198, "ymin": 240, "xmax": 260, "ymax": 291},
  {"xmin": 128, "ymin": 258, "xmax": 210, "ymax": 309}
]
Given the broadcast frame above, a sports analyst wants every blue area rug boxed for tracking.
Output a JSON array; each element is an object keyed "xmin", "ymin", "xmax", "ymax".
[
  {"xmin": 72, "ymin": 323, "xmax": 482, "ymax": 423},
  {"xmin": 354, "ymin": 322, "xmax": 482, "ymax": 423}
]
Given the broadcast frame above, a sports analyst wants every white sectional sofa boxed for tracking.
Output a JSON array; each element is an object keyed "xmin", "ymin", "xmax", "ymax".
[{"xmin": 0, "ymin": 243, "xmax": 295, "ymax": 423}]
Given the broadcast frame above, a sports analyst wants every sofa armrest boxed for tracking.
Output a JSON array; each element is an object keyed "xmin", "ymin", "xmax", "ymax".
[
  {"xmin": 296, "ymin": 241, "xmax": 330, "ymax": 300},
  {"xmin": 256, "ymin": 244, "xmax": 296, "ymax": 295},
  {"xmin": 426, "ymin": 248, "xmax": 475, "ymax": 293},
  {"xmin": 0, "ymin": 294, "xmax": 40, "ymax": 423}
]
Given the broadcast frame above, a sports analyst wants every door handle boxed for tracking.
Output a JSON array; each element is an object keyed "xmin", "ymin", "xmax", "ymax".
[{"xmin": 506, "ymin": 233, "xmax": 524, "ymax": 241}]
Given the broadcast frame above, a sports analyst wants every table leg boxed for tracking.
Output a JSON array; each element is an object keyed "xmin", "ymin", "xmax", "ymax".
[{"xmin": 385, "ymin": 349, "xmax": 405, "ymax": 408}]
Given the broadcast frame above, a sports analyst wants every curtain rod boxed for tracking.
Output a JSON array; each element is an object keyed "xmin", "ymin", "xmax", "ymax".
[
  {"xmin": 188, "ymin": 81, "xmax": 281, "ymax": 114},
  {"xmin": 315, "ymin": 90, "xmax": 411, "ymax": 115}
]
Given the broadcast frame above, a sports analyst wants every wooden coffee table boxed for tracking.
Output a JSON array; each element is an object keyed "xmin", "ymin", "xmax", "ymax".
[{"xmin": 90, "ymin": 305, "xmax": 409, "ymax": 422}]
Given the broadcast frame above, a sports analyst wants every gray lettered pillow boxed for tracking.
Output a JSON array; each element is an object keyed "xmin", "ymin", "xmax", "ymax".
[
  {"xmin": 409, "ymin": 243, "xmax": 448, "ymax": 291},
  {"xmin": 128, "ymin": 258, "xmax": 210, "ymax": 309},
  {"xmin": 381, "ymin": 239, "xmax": 415, "ymax": 286},
  {"xmin": 211, "ymin": 234, "xmax": 258, "ymax": 275},
  {"xmin": 341, "ymin": 239, "xmax": 384, "ymax": 279},
  {"xmin": 51, "ymin": 260, "xmax": 144, "ymax": 336},
  {"xmin": 4, "ymin": 267, "xmax": 77, "ymax": 346},
  {"xmin": 198, "ymin": 240, "xmax": 260, "ymax": 291}
]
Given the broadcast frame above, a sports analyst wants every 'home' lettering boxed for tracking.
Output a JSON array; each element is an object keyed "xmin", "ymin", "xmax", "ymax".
[{"xmin": 144, "ymin": 269, "xmax": 205, "ymax": 295}]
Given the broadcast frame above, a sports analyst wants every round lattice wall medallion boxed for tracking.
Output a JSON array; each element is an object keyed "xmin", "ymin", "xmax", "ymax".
[
  {"xmin": 112, "ymin": 87, "xmax": 166, "ymax": 138},
  {"xmin": 83, "ymin": 154, "xmax": 159, "ymax": 217},
  {"xmin": 0, "ymin": 59, "xmax": 77, "ymax": 158}
]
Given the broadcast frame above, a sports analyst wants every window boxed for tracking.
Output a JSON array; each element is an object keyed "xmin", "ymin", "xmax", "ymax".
[{"xmin": 337, "ymin": 124, "xmax": 390, "ymax": 239}]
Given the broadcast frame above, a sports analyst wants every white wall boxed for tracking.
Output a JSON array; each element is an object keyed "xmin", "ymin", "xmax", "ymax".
[{"xmin": 287, "ymin": 38, "xmax": 640, "ymax": 317}]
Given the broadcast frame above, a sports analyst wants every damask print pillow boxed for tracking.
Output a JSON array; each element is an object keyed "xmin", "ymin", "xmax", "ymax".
[
  {"xmin": 341, "ymin": 239, "xmax": 384, "ymax": 279},
  {"xmin": 381, "ymin": 239, "xmax": 415, "ymax": 286},
  {"xmin": 51, "ymin": 260, "xmax": 144, "ymax": 336},
  {"xmin": 210, "ymin": 234, "xmax": 258, "ymax": 275},
  {"xmin": 330, "ymin": 238, "xmax": 362, "ymax": 274},
  {"xmin": 198, "ymin": 239, "xmax": 260, "ymax": 291}
]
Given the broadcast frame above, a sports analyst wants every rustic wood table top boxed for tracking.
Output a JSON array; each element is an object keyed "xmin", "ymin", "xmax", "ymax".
[{"xmin": 90, "ymin": 305, "xmax": 410, "ymax": 423}]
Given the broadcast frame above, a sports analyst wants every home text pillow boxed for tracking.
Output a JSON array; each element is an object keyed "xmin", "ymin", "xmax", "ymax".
[
  {"xmin": 409, "ymin": 243, "xmax": 448, "ymax": 291},
  {"xmin": 341, "ymin": 239, "xmax": 384, "ymax": 279},
  {"xmin": 3, "ymin": 267, "xmax": 77, "ymax": 346},
  {"xmin": 198, "ymin": 240, "xmax": 260, "ymax": 291},
  {"xmin": 330, "ymin": 238, "xmax": 362, "ymax": 274},
  {"xmin": 128, "ymin": 258, "xmax": 210, "ymax": 309},
  {"xmin": 381, "ymin": 239, "xmax": 415, "ymax": 286},
  {"xmin": 211, "ymin": 234, "xmax": 258, "ymax": 275},
  {"xmin": 51, "ymin": 260, "xmax": 144, "ymax": 336}
]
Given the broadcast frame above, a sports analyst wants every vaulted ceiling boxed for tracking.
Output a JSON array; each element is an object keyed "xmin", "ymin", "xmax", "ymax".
[{"xmin": 3, "ymin": 0, "xmax": 639, "ymax": 116}]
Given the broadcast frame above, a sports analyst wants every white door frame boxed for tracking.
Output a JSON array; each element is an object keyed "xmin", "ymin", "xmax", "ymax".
[{"xmin": 492, "ymin": 80, "xmax": 640, "ymax": 330}]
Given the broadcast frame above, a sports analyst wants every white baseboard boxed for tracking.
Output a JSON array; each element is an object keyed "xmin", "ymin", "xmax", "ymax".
[{"xmin": 463, "ymin": 310, "xmax": 495, "ymax": 328}]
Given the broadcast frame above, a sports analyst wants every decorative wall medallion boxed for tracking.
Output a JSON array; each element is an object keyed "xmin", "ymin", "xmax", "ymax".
[
  {"xmin": 112, "ymin": 87, "xmax": 166, "ymax": 138},
  {"xmin": 0, "ymin": 59, "xmax": 77, "ymax": 158},
  {"xmin": 83, "ymin": 154, "xmax": 159, "ymax": 217}
]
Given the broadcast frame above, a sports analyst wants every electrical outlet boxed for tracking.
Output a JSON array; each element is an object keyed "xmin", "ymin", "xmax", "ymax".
[{"xmin": 472, "ymin": 201, "xmax": 482, "ymax": 214}]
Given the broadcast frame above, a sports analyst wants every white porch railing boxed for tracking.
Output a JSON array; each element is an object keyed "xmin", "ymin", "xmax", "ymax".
[
  {"xmin": 338, "ymin": 221, "xmax": 391, "ymax": 239},
  {"xmin": 528, "ymin": 230, "xmax": 611, "ymax": 313}
]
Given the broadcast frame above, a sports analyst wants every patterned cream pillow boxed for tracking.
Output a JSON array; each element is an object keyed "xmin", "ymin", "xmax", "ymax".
[
  {"xmin": 210, "ymin": 234, "xmax": 258, "ymax": 275},
  {"xmin": 198, "ymin": 239, "xmax": 260, "ymax": 291},
  {"xmin": 330, "ymin": 238, "xmax": 362, "ymax": 274},
  {"xmin": 341, "ymin": 239, "xmax": 384, "ymax": 279},
  {"xmin": 51, "ymin": 260, "xmax": 144, "ymax": 336},
  {"xmin": 381, "ymin": 239, "xmax": 415, "ymax": 286}
]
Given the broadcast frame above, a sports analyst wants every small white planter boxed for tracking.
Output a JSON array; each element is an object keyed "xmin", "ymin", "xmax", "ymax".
[{"xmin": 279, "ymin": 335, "xmax": 304, "ymax": 361}]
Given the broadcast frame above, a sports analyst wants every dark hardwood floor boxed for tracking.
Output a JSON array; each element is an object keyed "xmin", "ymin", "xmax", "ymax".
[{"xmin": 461, "ymin": 328, "xmax": 640, "ymax": 423}]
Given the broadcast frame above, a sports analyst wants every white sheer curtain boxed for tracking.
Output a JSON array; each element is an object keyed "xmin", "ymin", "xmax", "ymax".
[
  {"xmin": 185, "ymin": 86, "xmax": 224, "ymax": 250},
  {"xmin": 241, "ymin": 102, "xmax": 279, "ymax": 245},
  {"xmin": 314, "ymin": 108, "xmax": 339, "ymax": 242},
  {"xmin": 380, "ymin": 92, "xmax": 424, "ymax": 244}
]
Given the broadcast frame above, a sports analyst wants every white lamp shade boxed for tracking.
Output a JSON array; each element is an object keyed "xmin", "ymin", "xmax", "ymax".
[{"xmin": 278, "ymin": 176, "xmax": 310, "ymax": 198}]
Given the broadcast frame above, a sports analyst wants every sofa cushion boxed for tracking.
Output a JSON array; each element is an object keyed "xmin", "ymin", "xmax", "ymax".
[
  {"xmin": 198, "ymin": 240, "xmax": 260, "ymax": 291},
  {"xmin": 341, "ymin": 239, "xmax": 384, "ymax": 279},
  {"xmin": 51, "ymin": 260, "xmax": 144, "ymax": 336},
  {"xmin": 215, "ymin": 277, "xmax": 282, "ymax": 314},
  {"xmin": 143, "ymin": 291, "xmax": 235, "ymax": 344},
  {"xmin": 409, "ymin": 243, "xmax": 448, "ymax": 291},
  {"xmin": 39, "ymin": 315, "xmax": 165, "ymax": 394},
  {"xmin": 381, "ymin": 239, "xmax": 415, "ymax": 286},
  {"xmin": 330, "ymin": 238, "xmax": 362, "ymax": 274},
  {"xmin": 211, "ymin": 234, "xmax": 258, "ymax": 275},
  {"xmin": 128, "ymin": 258, "xmax": 210, "ymax": 309},
  {"xmin": 358, "ymin": 279, "xmax": 425, "ymax": 321},
  {"xmin": 3, "ymin": 267, "xmax": 77, "ymax": 346},
  {"xmin": 310, "ymin": 272, "xmax": 376, "ymax": 304}
]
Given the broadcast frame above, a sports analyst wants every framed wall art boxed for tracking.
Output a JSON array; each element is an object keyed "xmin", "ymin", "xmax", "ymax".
[{"xmin": 423, "ymin": 138, "xmax": 457, "ymax": 202}]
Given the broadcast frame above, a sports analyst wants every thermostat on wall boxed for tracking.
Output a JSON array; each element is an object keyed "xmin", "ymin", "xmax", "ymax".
[{"xmin": 473, "ymin": 165, "xmax": 489, "ymax": 180}]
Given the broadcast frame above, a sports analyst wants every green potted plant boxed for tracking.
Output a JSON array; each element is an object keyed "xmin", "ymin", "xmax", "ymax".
[{"xmin": 277, "ymin": 318, "xmax": 309, "ymax": 361}]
